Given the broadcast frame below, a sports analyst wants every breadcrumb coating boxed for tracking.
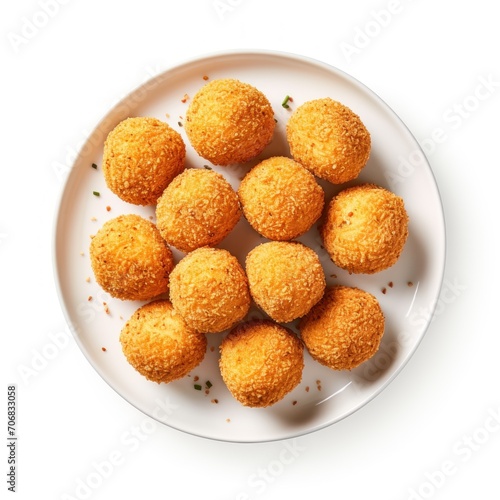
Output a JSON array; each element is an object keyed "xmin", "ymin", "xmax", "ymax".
[
  {"xmin": 103, "ymin": 117, "xmax": 185, "ymax": 205},
  {"xmin": 120, "ymin": 300, "xmax": 206, "ymax": 383},
  {"xmin": 238, "ymin": 156, "xmax": 324, "ymax": 240},
  {"xmin": 219, "ymin": 320, "xmax": 304, "ymax": 407},
  {"xmin": 169, "ymin": 247, "xmax": 251, "ymax": 333},
  {"xmin": 299, "ymin": 286, "xmax": 385, "ymax": 370},
  {"xmin": 321, "ymin": 184, "xmax": 409, "ymax": 274},
  {"xmin": 89, "ymin": 214, "xmax": 174, "ymax": 300},
  {"xmin": 185, "ymin": 79, "xmax": 275, "ymax": 165},
  {"xmin": 155, "ymin": 168, "xmax": 241, "ymax": 253},
  {"xmin": 245, "ymin": 241, "xmax": 326, "ymax": 323},
  {"xmin": 286, "ymin": 98, "xmax": 371, "ymax": 184}
]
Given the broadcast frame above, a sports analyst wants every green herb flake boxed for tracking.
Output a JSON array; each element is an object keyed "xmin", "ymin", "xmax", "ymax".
[
  {"xmin": 282, "ymin": 95, "xmax": 291, "ymax": 108},
  {"xmin": 206, "ymin": 380, "xmax": 213, "ymax": 389},
  {"xmin": 194, "ymin": 384, "xmax": 202, "ymax": 391},
  {"xmin": 92, "ymin": 191, "xmax": 100, "ymax": 197}
]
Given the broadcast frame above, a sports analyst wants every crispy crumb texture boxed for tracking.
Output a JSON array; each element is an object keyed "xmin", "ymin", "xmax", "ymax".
[
  {"xmin": 238, "ymin": 156, "xmax": 324, "ymax": 240},
  {"xmin": 286, "ymin": 98, "xmax": 371, "ymax": 184},
  {"xmin": 120, "ymin": 300, "xmax": 207, "ymax": 383},
  {"xmin": 246, "ymin": 241, "xmax": 326, "ymax": 323},
  {"xmin": 321, "ymin": 183, "xmax": 409, "ymax": 274},
  {"xmin": 89, "ymin": 214, "xmax": 174, "ymax": 300},
  {"xmin": 169, "ymin": 247, "xmax": 251, "ymax": 333},
  {"xmin": 185, "ymin": 79, "xmax": 275, "ymax": 165},
  {"xmin": 299, "ymin": 285, "xmax": 385, "ymax": 370},
  {"xmin": 219, "ymin": 320, "xmax": 304, "ymax": 407},
  {"xmin": 103, "ymin": 117, "xmax": 186, "ymax": 205},
  {"xmin": 156, "ymin": 168, "xmax": 241, "ymax": 253}
]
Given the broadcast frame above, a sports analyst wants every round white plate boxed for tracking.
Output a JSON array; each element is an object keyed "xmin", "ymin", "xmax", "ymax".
[{"xmin": 53, "ymin": 50, "xmax": 445, "ymax": 443}]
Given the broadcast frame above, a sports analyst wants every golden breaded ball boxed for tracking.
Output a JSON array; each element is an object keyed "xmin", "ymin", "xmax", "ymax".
[
  {"xmin": 120, "ymin": 300, "xmax": 207, "ymax": 383},
  {"xmin": 155, "ymin": 168, "xmax": 241, "ymax": 253},
  {"xmin": 286, "ymin": 98, "xmax": 371, "ymax": 184},
  {"xmin": 169, "ymin": 247, "xmax": 250, "ymax": 333},
  {"xmin": 299, "ymin": 286, "xmax": 385, "ymax": 370},
  {"xmin": 89, "ymin": 214, "xmax": 174, "ymax": 300},
  {"xmin": 102, "ymin": 117, "xmax": 185, "ymax": 205},
  {"xmin": 245, "ymin": 241, "xmax": 326, "ymax": 323},
  {"xmin": 185, "ymin": 79, "xmax": 275, "ymax": 165},
  {"xmin": 238, "ymin": 156, "xmax": 324, "ymax": 240},
  {"xmin": 321, "ymin": 184, "xmax": 409, "ymax": 274},
  {"xmin": 219, "ymin": 320, "xmax": 304, "ymax": 407}
]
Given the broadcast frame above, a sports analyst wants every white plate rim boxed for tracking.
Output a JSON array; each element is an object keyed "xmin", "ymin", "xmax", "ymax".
[{"xmin": 52, "ymin": 48, "xmax": 447, "ymax": 443}]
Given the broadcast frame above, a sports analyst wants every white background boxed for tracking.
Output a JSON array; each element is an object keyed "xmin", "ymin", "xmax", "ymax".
[{"xmin": 2, "ymin": 1, "xmax": 499, "ymax": 499}]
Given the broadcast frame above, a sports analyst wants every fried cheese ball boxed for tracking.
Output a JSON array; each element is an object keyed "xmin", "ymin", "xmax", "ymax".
[
  {"xmin": 120, "ymin": 300, "xmax": 207, "ymax": 383},
  {"xmin": 89, "ymin": 214, "xmax": 174, "ymax": 301},
  {"xmin": 286, "ymin": 98, "xmax": 371, "ymax": 184},
  {"xmin": 102, "ymin": 117, "xmax": 185, "ymax": 205},
  {"xmin": 245, "ymin": 241, "xmax": 326, "ymax": 323},
  {"xmin": 299, "ymin": 286, "xmax": 385, "ymax": 370},
  {"xmin": 185, "ymin": 79, "xmax": 275, "ymax": 165},
  {"xmin": 169, "ymin": 247, "xmax": 250, "ymax": 333},
  {"xmin": 238, "ymin": 156, "xmax": 324, "ymax": 240},
  {"xmin": 219, "ymin": 320, "xmax": 304, "ymax": 407},
  {"xmin": 155, "ymin": 168, "xmax": 241, "ymax": 253},
  {"xmin": 321, "ymin": 184, "xmax": 409, "ymax": 274}
]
